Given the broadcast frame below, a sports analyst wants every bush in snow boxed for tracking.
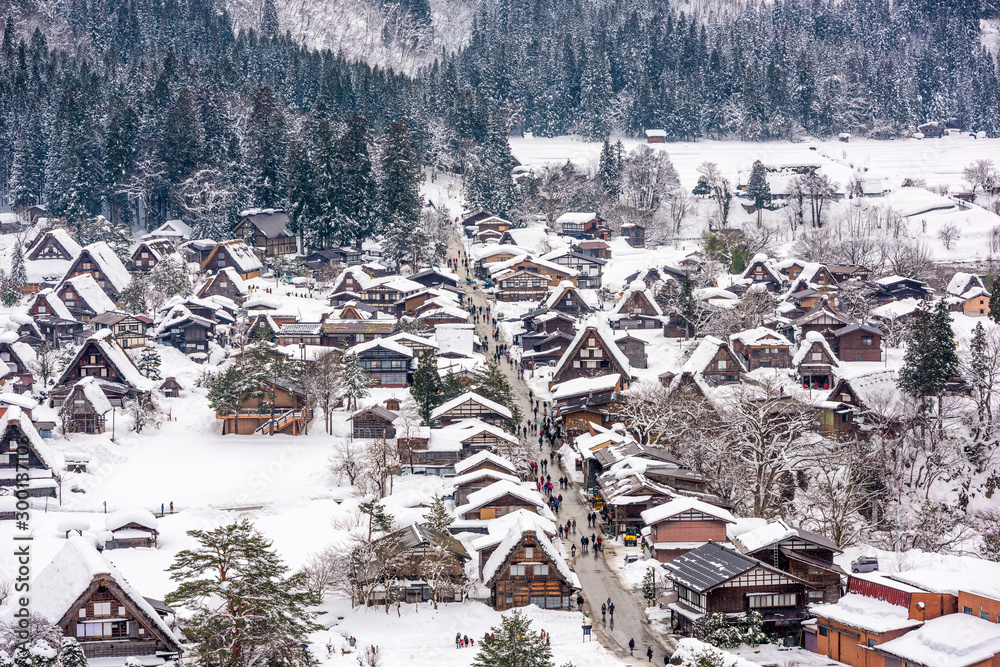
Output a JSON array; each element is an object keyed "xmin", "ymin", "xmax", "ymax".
[
  {"xmin": 694, "ymin": 611, "xmax": 768, "ymax": 649},
  {"xmin": 0, "ymin": 614, "xmax": 86, "ymax": 667}
]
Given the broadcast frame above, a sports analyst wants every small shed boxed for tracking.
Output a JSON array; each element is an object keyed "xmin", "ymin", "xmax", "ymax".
[
  {"xmin": 350, "ymin": 405, "xmax": 398, "ymax": 439},
  {"xmin": 645, "ymin": 129, "xmax": 667, "ymax": 143},
  {"xmin": 159, "ymin": 377, "xmax": 182, "ymax": 398},
  {"xmin": 105, "ymin": 508, "xmax": 159, "ymax": 549},
  {"xmin": 838, "ymin": 133, "xmax": 851, "ymax": 142},
  {"xmin": 621, "ymin": 223, "xmax": 645, "ymax": 248}
]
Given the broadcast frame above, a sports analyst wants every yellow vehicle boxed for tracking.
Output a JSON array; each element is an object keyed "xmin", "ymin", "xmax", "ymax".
[
  {"xmin": 588, "ymin": 488, "xmax": 604, "ymax": 510},
  {"xmin": 623, "ymin": 533, "xmax": 637, "ymax": 547}
]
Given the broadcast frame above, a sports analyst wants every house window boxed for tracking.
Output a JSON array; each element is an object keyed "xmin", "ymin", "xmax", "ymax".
[
  {"xmin": 818, "ymin": 626, "xmax": 828, "ymax": 637},
  {"xmin": 93, "ymin": 602, "xmax": 112, "ymax": 616},
  {"xmin": 964, "ymin": 606, "xmax": 974, "ymax": 614},
  {"xmin": 868, "ymin": 639, "xmax": 877, "ymax": 647},
  {"xmin": 811, "ymin": 352, "xmax": 822, "ymax": 361},
  {"xmin": 862, "ymin": 337, "xmax": 873, "ymax": 346},
  {"xmin": 748, "ymin": 593, "xmax": 796, "ymax": 608},
  {"xmin": 808, "ymin": 590, "xmax": 825, "ymax": 599},
  {"xmin": 533, "ymin": 564, "xmax": 548, "ymax": 576},
  {"xmin": 524, "ymin": 547, "xmax": 533, "ymax": 558},
  {"xmin": 717, "ymin": 360, "xmax": 727, "ymax": 370},
  {"xmin": 981, "ymin": 611, "xmax": 990, "ymax": 620},
  {"xmin": 510, "ymin": 565, "xmax": 525, "ymax": 576}
]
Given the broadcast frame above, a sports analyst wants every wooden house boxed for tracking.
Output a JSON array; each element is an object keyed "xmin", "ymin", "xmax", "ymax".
[
  {"xmin": 831, "ymin": 323, "xmax": 882, "ymax": 362},
  {"xmin": 555, "ymin": 212, "xmax": 611, "ymax": 240},
  {"xmin": 876, "ymin": 614, "xmax": 1000, "ymax": 667},
  {"xmin": 320, "ymin": 319, "xmax": 396, "ymax": 348},
  {"xmin": 609, "ymin": 281, "xmax": 663, "ymax": 330},
  {"xmin": 873, "ymin": 275, "xmax": 934, "ymax": 302},
  {"xmin": 482, "ymin": 517, "xmax": 577, "ymax": 611},
  {"xmin": 454, "ymin": 480, "xmax": 548, "ymax": 520},
  {"xmin": 348, "ymin": 339, "xmax": 414, "ymax": 387},
  {"xmin": 825, "ymin": 265, "xmax": 870, "ymax": 282},
  {"xmin": 142, "ymin": 219, "xmax": 192, "ymax": 245},
  {"xmin": 730, "ymin": 327, "xmax": 793, "ymax": 370},
  {"xmin": 793, "ymin": 301, "xmax": 853, "ymax": 339},
  {"xmin": 0, "ymin": 335, "xmax": 37, "ymax": 394},
  {"xmin": 644, "ymin": 129, "xmax": 667, "ymax": 143},
  {"xmin": 151, "ymin": 305, "xmax": 214, "ymax": 355},
  {"xmin": 234, "ymin": 209, "xmax": 296, "ymax": 257},
  {"xmin": 27, "ymin": 228, "xmax": 82, "ymax": 261},
  {"xmin": 408, "ymin": 267, "xmax": 460, "ymax": 289},
  {"xmin": 615, "ymin": 333, "xmax": 647, "ymax": 369},
  {"xmin": 683, "ymin": 336, "xmax": 745, "ymax": 386},
  {"xmin": 572, "ymin": 240, "xmax": 612, "ymax": 259},
  {"xmin": 62, "ymin": 242, "xmax": 132, "ymax": 300},
  {"xmin": 196, "ymin": 267, "xmax": 249, "ymax": 304},
  {"xmin": 733, "ymin": 518, "xmax": 845, "ymax": 605},
  {"xmin": 159, "ymin": 377, "xmax": 182, "ymax": 397},
  {"xmin": 740, "ymin": 256, "xmax": 785, "ymax": 292},
  {"xmin": 496, "ymin": 270, "xmax": 551, "ymax": 303},
  {"xmin": 0, "ymin": 407, "xmax": 58, "ymax": 498},
  {"xmin": 200, "ymin": 240, "xmax": 263, "ymax": 280},
  {"xmin": 104, "ymin": 509, "xmax": 159, "ymax": 549},
  {"xmin": 621, "ymin": 222, "xmax": 645, "ymax": 248},
  {"xmin": 56, "ymin": 275, "xmax": 117, "ymax": 323},
  {"xmin": 461, "ymin": 209, "xmax": 497, "ymax": 228},
  {"xmin": 539, "ymin": 249, "xmax": 605, "ymax": 288},
  {"xmin": 351, "ymin": 405, "xmax": 398, "ymax": 439},
  {"xmin": 452, "ymin": 469, "xmax": 523, "ymax": 505},
  {"xmin": 663, "ymin": 541, "xmax": 811, "ymax": 644},
  {"xmin": 521, "ymin": 330, "xmax": 575, "ymax": 369},
  {"xmin": 453, "ymin": 451, "xmax": 518, "ymax": 477},
  {"xmin": 53, "ymin": 329, "xmax": 152, "ymax": 398},
  {"xmin": 489, "ymin": 256, "xmax": 579, "ymax": 288},
  {"xmin": 216, "ymin": 378, "xmax": 311, "ymax": 435},
  {"xmin": 918, "ymin": 121, "xmax": 946, "ymax": 137},
  {"xmin": 89, "ymin": 312, "xmax": 151, "ymax": 349},
  {"xmin": 178, "ymin": 239, "xmax": 217, "ymax": 264},
  {"xmin": 640, "ymin": 497, "xmax": 736, "ymax": 563},
  {"xmin": 128, "ymin": 239, "xmax": 177, "ymax": 272},
  {"xmin": 431, "ymin": 392, "xmax": 513, "ymax": 427},
  {"xmin": 794, "ymin": 332, "xmax": 840, "ymax": 389},
  {"xmin": 32, "ymin": 537, "xmax": 184, "ymax": 660},
  {"xmin": 550, "ymin": 325, "xmax": 631, "ymax": 386},
  {"xmin": 59, "ymin": 377, "xmax": 112, "ymax": 434},
  {"xmin": 357, "ymin": 524, "xmax": 470, "ymax": 605}
]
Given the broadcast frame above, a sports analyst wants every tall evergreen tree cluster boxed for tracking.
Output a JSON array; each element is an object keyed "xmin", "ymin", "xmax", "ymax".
[{"xmin": 432, "ymin": 0, "xmax": 1000, "ymax": 140}]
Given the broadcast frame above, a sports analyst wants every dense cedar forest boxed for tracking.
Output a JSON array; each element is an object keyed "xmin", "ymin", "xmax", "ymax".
[{"xmin": 0, "ymin": 0, "xmax": 997, "ymax": 246}]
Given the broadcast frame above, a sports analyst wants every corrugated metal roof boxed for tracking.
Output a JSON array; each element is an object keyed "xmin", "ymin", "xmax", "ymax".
[{"xmin": 662, "ymin": 541, "xmax": 757, "ymax": 593}]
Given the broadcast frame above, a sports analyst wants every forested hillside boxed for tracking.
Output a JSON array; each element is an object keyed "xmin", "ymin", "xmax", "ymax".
[{"xmin": 0, "ymin": 0, "xmax": 997, "ymax": 256}]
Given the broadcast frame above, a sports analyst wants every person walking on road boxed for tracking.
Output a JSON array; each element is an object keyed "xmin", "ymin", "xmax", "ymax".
[
  {"xmin": 609, "ymin": 603, "xmax": 615, "ymax": 620},
  {"xmin": 647, "ymin": 647, "xmax": 653, "ymax": 662},
  {"xmin": 601, "ymin": 604, "xmax": 606, "ymax": 621},
  {"xmin": 628, "ymin": 638, "xmax": 635, "ymax": 655}
]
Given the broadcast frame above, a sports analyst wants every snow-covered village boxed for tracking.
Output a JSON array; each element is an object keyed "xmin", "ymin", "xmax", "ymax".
[{"xmin": 2, "ymin": 0, "xmax": 1000, "ymax": 662}]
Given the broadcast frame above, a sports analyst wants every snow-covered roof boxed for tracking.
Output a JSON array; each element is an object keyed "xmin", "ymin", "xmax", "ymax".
[
  {"xmin": 792, "ymin": 331, "xmax": 839, "ymax": 367},
  {"xmin": 482, "ymin": 512, "xmax": 576, "ymax": 586},
  {"xmin": 731, "ymin": 519, "xmax": 796, "ymax": 552},
  {"xmin": 640, "ymin": 497, "xmax": 736, "ymax": 526},
  {"xmin": 0, "ymin": 406, "xmax": 58, "ymax": 470},
  {"xmin": 552, "ymin": 323, "xmax": 631, "ymax": 380},
  {"xmin": 78, "ymin": 241, "xmax": 132, "ymax": 293},
  {"xmin": 609, "ymin": 283, "xmax": 663, "ymax": 317},
  {"xmin": 0, "ymin": 391, "xmax": 39, "ymax": 410},
  {"xmin": 453, "ymin": 450, "xmax": 517, "ymax": 475},
  {"xmin": 555, "ymin": 212, "xmax": 598, "ymax": 224},
  {"xmin": 146, "ymin": 219, "xmax": 193, "ymax": 239},
  {"xmin": 41, "ymin": 228, "xmax": 82, "ymax": 257},
  {"xmin": 62, "ymin": 274, "xmax": 117, "ymax": 314},
  {"xmin": 809, "ymin": 593, "xmax": 923, "ymax": 634},
  {"xmin": 877, "ymin": 614, "xmax": 1000, "ymax": 667},
  {"xmin": 31, "ymin": 289, "xmax": 74, "ymax": 320},
  {"xmin": 211, "ymin": 240, "xmax": 263, "ymax": 274},
  {"xmin": 730, "ymin": 327, "xmax": 792, "ymax": 347},
  {"xmin": 69, "ymin": 330, "xmax": 154, "ymax": 390},
  {"xmin": 551, "ymin": 374, "xmax": 621, "ymax": 401},
  {"xmin": 472, "ymin": 245, "xmax": 529, "ymax": 262},
  {"xmin": 31, "ymin": 537, "xmax": 179, "ymax": 649},
  {"xmin": 946, "ymin": 272, "xmax": 982, "ymax": 296},
  {"xmin": 489, "ymin": 254, "xmax": 579, "ymax": 277},
  {"xmin": 644, "ymin": 129, "xmax": 667, "ymax": 138},
  {"xmin": 347, "ymin": 338, "xmax": 414, "ymax": 358},
  {"xmin": 430, "ymin": 391, "xmax": 513, "ymax": 421},
  {"xmin": 682, "ymin": 336, "xmax": 736, "ymax": 374},
  {"xmin": 442, "ymin": 418, "xmax": 519, "ymax": 445},
  {"xmin": 106, "ymin": 507, "xmax": 159, "ymax": 531},
  {"xmin": 872, "ymin": 297, "xmax": 921, "ymax": 320},
  {"xmin": 450, "ymin": 468, "xmax": 522, "ymax": 488},
  {"xmin": 455, "ymin": 480, "xmax": 545, "ymax": 517},
  {"xmin": 73, "ymin": 376, "xmax": 113, "ymax": 414}
]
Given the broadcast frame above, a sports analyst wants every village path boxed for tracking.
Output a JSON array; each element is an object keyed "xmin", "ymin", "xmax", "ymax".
[{"xmin": 447, "ymin": 234, "xmax": 670, "ymax": 665}]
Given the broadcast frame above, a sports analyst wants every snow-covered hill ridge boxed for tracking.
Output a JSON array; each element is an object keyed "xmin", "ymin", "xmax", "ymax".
[{"xmin": 224, "ymin": 0, "xmax": 474, "ymax": 74}]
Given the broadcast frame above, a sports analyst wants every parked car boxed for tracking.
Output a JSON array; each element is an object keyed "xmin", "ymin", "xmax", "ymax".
[
  {"xmin": 624, "ymin": 554, "xmax": 639, "ymax": 565},
  {"xmin": 851, "ymin": 556, "xmax": 879, "ymax": 573}
]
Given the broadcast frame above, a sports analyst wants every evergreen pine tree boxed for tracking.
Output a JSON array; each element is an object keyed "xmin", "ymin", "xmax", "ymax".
[
  {"xmin": 676, "ymin": 273, "xmax": 698, "ymax": 338},
  {"xmin": 340, "ymin": 351, "xmax": 370, "ymax": 411},
  {"xmin": 60, "ymin": 637, "xmax": 89, "ymax": 667},
  {"xmin": 423, "ymin": 494, "xmax": 454, "ymax": 532},
  {"xmin": 410, "ymin": 351, "xmax": 443, "ymax": 424},
  {"xmin": 244, "ymin": 86, "xmax": 288, "ymax": 207},
  {"xmin": 332, "ymin": 115, "xmax": 377, "ymax": 246},
  {"xmin": 898, "ymin": 301, "xmax": 958, "ymax": 416},
  {"xmin": 8, "ymin": 126, "xmax": 41, "ymax": 211},
  {"xmin": 746, "ymin": 160, "xmax": 771, "ymax": 226},
  {"xmin": 471, "ymin": 610, "xmax": 553, "ymax": 667},
  {"xmin": 260, "ymin": 0, "xmax": 279, "ymax": 37},
  {"xmin": 968, "ymin": 321, "xmax": 992, "ymax": 437},
  {"xmin": 358, "ymin": 498, "xmax": 394, "ymax": 540},
  {"xmin": 598, "ymin": 139, "xmax": 621, "ymax": 200},
  {"xmin": 379, "ymin": 118, "xmax": 424, "ymax": 271},
  {"xmin": 465, "ymin": 114, "xmax": 519, "ymax": 220},
  {"xmin": 166, "ymin": 520, "xmax": 320, "ymax": 667},
  {"xmin": 692, "ymin": 176, "xmax": 710, "ymax": 196},
  {"xmin": 137, "ymin": 345, "xmax": 162, "ymax": 380},
  {"xmin": 472, "ymin": 360, "xmax": 523, "ymax": 431},
  {"xmin": 991, "ymin": 276, "xmax": 1000, "ymax": 325},
  {"xmin": 641, "ymin": 566, "xmax": 657, "ymax": 605},
  {"xmin": 10, "ymin": 242, "xmax": 27, "ymax": 292}
]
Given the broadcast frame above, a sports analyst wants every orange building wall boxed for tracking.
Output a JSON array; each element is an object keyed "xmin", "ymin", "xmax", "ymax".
[
  {"xmin": 959, "ymin": 591, "xmax": 1000, "ymax": 623},
  {"xmin": 653, "ymin": 519, "xmax": 727, "ymax": 544},
  {"xmin": 908, "ymin": 592, "xmax": 956, "ymax": 621},
  {"xmin": 814, "ymin": 619, "xmax": 912, "ymax": 667}
]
